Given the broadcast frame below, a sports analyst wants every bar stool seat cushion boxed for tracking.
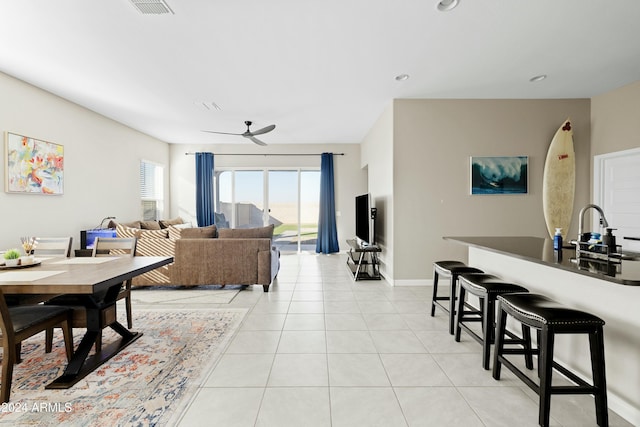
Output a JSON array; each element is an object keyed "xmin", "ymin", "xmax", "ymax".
[
  {"xmin": 460, "ymin": 273, "xmax": 529, "ymax": 295},
  {"xmin": 498, "ymin": 293, "xmax": 605, "ymax": 329},
  {"xmin": 433, "ymin": 261, "xmax": 469, "ymax": 274}
]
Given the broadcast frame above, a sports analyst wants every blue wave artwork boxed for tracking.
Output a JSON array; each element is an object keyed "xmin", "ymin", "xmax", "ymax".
[{"xmin": 470, "ymin": 156, "xmax": 528, "ymax": 195}]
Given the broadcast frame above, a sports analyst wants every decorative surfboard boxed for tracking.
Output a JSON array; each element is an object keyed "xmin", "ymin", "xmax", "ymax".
[{"xmin": 542, "ymin": 118, "xmax": 575, "ymax": 239}]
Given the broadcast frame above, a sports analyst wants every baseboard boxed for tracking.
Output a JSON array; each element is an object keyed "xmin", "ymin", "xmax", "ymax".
[
  {"xmin": 608, "ymin": 395, "xmax": 640, "ymax": 426},
  {"xmin": 392, "ymin": 279, "xmax": 432, "ymax": 287}
]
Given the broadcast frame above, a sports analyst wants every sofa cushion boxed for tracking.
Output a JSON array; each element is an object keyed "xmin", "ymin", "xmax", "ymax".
[
  {"xmin": 159, "ymin": 217, "xmax": 184, "ymax": 229},
  {"xmin": 136, "ymin": 229, "xmax": 168, "ymax": 239},
  {"xmin": 171, "ymin": 224, "xmax": 217, "ymax": 239},
  {"xmin": 217, "ymin": 224, "xmax": 274, "ymax": 239},
  {"xmin": 140, "ymin": 220, "xmax": 161, "ymax": 230}
]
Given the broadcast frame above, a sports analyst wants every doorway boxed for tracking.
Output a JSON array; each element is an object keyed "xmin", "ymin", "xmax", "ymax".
[
  {"xmin": 594, "ymin": 147, "xmax": 640, "ymax": 251},
  {"xmin": 215, "ymin": 169, "xmax": 320, "ymax": 252}
]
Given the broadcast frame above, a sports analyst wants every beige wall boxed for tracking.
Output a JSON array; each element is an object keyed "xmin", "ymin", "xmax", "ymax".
[
  {"xmin": 364, "ymin": 98, "xmax": 592, "ymax": 284},
  {"xmin": 361, "ymin": 103, "xmax": 394, "ymax": 279},
  {"xmin": 0, "ymin": 72, "xmax": 169, "ymax": 251},
  {"xmin": 169, "ymin": 143, "xmax": 366, "ymax": 252},
  {"xmin": 591, "ymin": 80, "xmax": 640, "ymax": 157}
]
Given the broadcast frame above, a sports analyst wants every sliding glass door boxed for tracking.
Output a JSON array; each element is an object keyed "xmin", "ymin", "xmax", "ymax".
[
  {"xmin": 299, "ymin": 171, "xmax": 320, "ymax": 251},
  {"xmin": 215, "ymin": 169, "xmax": 320, "ymax": 252},
  {"xmin": 234, "ymin": 170, "xmax": 264, "ymax": 228},
  {"xmin": 268, "ymin": 171, "xmax": 299, "ymax": 251}
]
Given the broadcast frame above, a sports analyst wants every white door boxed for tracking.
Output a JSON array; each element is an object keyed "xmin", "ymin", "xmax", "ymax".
[{"xmin": 594, "ymin": 148, "xmax": 640, "ymax": 251}]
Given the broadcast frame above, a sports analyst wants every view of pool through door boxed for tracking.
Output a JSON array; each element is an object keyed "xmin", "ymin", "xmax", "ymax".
[{"xmin": 215, "ymin": 169, "xmax": 320, "ymax": 252}]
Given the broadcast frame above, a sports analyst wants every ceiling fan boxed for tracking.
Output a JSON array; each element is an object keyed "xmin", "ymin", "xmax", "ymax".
[{"xmin": 202, "ymin": 120, "xmax": 275, "ymax": 146}]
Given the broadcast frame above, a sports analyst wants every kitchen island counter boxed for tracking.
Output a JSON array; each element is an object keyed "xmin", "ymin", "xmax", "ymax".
[
  {"xmin": 444, "ymin": 236, "xmax": 640, "ymax": 285},
  {"xmin": 445, "ymin": 235, "xmax": 640, "ymax": 425}
]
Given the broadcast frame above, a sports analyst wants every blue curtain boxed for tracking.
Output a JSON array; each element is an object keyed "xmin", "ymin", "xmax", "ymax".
[
  {"xmin": 316, "ymin": 152, "xmax": 340, "ymax": 254},
  {"xmin": 195, "ymin": 152, "xmax": 216, "ymax": 227}
]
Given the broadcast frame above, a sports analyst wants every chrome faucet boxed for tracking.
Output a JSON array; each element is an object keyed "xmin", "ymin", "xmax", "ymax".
[{"xmin": 577, "ymin": 204, "xmax": 609, "ymax": 246}]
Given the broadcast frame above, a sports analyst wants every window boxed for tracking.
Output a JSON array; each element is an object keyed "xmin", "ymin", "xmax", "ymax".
[
  {"xmin": 215, "ymin": 168, "xmax": 320, "ymax": 252},
  {"xmin": 140, "ymin": 160, "xmax": 164, "ymax": 220}
]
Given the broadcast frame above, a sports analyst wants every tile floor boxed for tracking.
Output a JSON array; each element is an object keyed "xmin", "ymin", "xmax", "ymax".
[{"xmin": 135, "ymin": 253, "xmax": 632, "ymax": 427}]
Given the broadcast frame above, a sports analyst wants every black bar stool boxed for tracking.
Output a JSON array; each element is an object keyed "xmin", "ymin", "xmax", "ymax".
[
  {"xmin": 455, "ymin": 273, "xmax": 531, "ymax": 370},
  {"xmin": 430, "ymin": 261, "xmax": 483, "ymax": 335},
  {"xmin": 493, "ymin": 293, "xmax": 608, "ymax": 427}
]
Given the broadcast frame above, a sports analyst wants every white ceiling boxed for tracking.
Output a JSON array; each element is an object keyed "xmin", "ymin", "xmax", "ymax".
[{"xmin": 1, "ymin": 1, "xmax": 640, "ymax": 145}]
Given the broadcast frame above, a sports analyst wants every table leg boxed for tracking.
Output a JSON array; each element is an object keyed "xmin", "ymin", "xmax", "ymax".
[{"xmin": 45, "ymin": 286, "xmax": 142, "ymax": 389}]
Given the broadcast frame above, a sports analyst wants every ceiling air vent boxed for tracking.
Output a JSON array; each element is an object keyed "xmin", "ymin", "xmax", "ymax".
[{"xmin": 129, "ymin": 0, "xmax": 174, "ymax": 15}]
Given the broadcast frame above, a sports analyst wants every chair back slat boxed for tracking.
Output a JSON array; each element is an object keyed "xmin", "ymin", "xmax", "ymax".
[
  {"xmin": 92, "ymin": 237, "xmax": 137, "ymax": 258},
  {"xmin": 33, "ymin": 237, "xmax": 73, "ymax": 257}
]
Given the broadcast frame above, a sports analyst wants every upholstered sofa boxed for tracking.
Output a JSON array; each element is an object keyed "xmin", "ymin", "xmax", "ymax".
[{"xmin": 110, "ymin": 219, "xmax": 280, "ymax": 292}]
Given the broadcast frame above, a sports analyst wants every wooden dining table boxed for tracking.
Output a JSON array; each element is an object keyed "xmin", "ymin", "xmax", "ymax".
[{"xmin": 0, "ymin": 255, "xmax": 173, "ymax": 389}]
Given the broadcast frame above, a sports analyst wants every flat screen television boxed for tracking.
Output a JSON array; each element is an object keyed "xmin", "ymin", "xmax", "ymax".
[
  {"xmin": 80, "ymin": 228, "xmax": 117, "ymax": 249},
  {"xmin": 355, "ymin": 193, "xmax": 375, "ymax": 246}
]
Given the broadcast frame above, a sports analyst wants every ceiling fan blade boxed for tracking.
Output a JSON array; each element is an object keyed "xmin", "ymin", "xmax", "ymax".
[
  {"xmin": 249, "ymin": 124, "xmax": 276, "ymax": 136},
  {"xmin": 201, "ymin": 130, "xmax": 242, "ymax": 136},
  {"xmin": 247, "ymin": 135, "xmax": 268, "ymax": 146}
]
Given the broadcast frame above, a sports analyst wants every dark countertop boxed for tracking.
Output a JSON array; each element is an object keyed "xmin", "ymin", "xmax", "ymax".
[{"xmin": 444, "ymin": 236, "xmax": 640, "ymax": 286}]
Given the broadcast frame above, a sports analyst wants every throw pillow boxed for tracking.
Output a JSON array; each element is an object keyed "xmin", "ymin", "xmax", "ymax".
[
  {"xmin": 109, "ymin": 220, "xmax": 141, "ymax": 229},
  {"xmin": 166, "ymin": 225, "xmax": 182, "ymax": 240},
  {"xmin": 180, "ymin": 224, "xmax": 217, "ymax": 239},
  {"xmin": 116, "ymin": 223, "xmax": 141, "ymax": 238},
  {"xmin": 136, "ymin": 229, "xmax": 168, "ymax": 239},
  {"xmin": 174, "ymin": 222, "xmax": 193, "ymax": 229},
  {"xmin": 140, "ymin": 220, "xmax": 162, "ymax": 230},
  {"xmin": 217, "ymin": 224, "xmax": 274, "ymax": 239},
  {"xmin": 159, "ymin": 217, "xmax": 184, "ymax": 229}
]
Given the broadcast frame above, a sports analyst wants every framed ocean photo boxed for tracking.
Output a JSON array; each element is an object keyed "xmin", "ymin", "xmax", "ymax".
[{"xmin": 470, "ymin": 156, "xmax": 528, "ymax": 195}]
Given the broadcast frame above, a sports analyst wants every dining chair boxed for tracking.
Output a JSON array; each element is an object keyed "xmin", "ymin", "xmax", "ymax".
[
  {"xmin": 33, "ymin": 237, "xmax": 73, "ymax": 257},
  {"xmin": 92, "ymin": 237, "xmax": 137, "ymax": 329},
  {"xmin": 45, "ymin": 237, "xmax": 137, "ymax": 354},
  {"xmin": 0, "ymin": 289, "xmax": 74, "ymax": 402}
]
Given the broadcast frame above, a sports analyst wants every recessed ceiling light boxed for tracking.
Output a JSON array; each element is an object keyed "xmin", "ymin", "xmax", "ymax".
[
  {"xmin": 529, "ymin": 74, "xmax": 547, "ymax": 83},
  {"xmin": 395, "ymin": 74, "xmax": 410, "ymax": 81},
  {"xmin": 437, "ymin": 0, "xmax": 459, "ymax": 12}
]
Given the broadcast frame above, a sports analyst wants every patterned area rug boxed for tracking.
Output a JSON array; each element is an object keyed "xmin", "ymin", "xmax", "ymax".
[
  {"xmin": 0, "ymin": 309, "xmax": 246, "ymax": 426},
  {"xmin": 133, "ymin": 285, "xmax": 244, "ymax": 305}
]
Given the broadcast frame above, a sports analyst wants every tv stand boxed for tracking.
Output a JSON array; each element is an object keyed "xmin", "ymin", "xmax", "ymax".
[{"xmin": 346, "ymin": 239, "xmax": 381, "ymax": 281}]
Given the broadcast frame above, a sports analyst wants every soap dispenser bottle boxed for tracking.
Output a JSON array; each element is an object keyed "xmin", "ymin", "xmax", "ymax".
[
  {"xmin": 554, "ymin": 228, "xmax": 563, "ymax": 250},
  {"xmin": 603, "ymin": 228, "xmax": 617, "ymax": 254}
]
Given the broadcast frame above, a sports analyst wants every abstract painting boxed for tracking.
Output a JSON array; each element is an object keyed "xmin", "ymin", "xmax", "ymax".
[
  {"xmin": 470, "ymin": 156, "xmax": 528, "ymax": 195},
  {"xmin": 4, "ymin": 132, "xmax": 64, "ymax": 195}
]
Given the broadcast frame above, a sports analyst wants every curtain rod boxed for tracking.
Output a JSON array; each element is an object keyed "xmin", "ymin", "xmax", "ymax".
[{"xmin": 185, "ymin": 152, "xmax": 344, "ymax": 156}]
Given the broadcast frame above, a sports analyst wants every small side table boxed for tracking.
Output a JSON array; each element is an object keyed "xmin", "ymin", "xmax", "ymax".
[{"xmin": 346, "ymin": 239, "xmax": 381, "ymax": 281}]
